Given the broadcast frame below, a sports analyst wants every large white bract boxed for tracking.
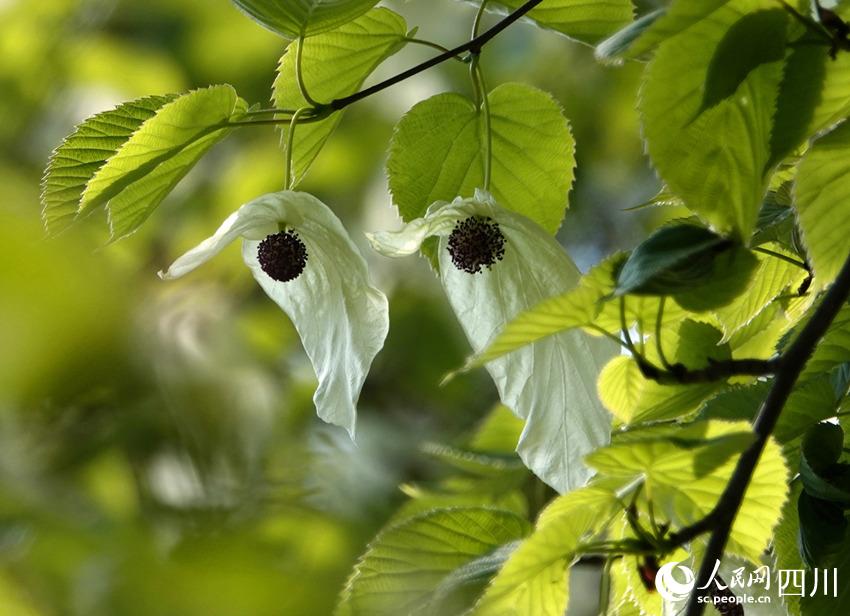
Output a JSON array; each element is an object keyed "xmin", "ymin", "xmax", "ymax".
[
  {"xmin": 369, "ymin": 190, "xmax": 614, "ymax": 493},
  {"xmin": 160, "ymin": 191, "xmax": 390, "ymax": 438}
]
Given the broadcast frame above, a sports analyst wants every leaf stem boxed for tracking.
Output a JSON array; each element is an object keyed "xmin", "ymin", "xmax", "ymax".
[
  {"xmin": 472, "ymin": 58, "xmax": 493, "ymax": 191},
  {"xmin": 655, "ymin": 297, "xmax": 674, "ymax": 370},
  {"xmin": 753, "ymin": 246, "xmax": 810, "ymax": 271},
  {"xmin": 295, "ymin": 35, "xmax": 320, "ymax": 108},
  {"xmin": 473, "ymin": 0, "xmax": 491, "ymax": 39},
  {"xmin": 284, "ymin": 108, "xmax": 310, "ymax": 189},
  {"xmin": 404, "ymin": 37, "xmax": 466, "ymax": 60}
]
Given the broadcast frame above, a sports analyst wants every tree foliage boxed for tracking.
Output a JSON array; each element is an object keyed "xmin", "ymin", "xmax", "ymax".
[{"xmin": 35, "ymin": 0, "xmax": 850, "ymax": 614}]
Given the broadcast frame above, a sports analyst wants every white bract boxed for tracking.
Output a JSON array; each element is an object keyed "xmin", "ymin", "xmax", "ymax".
[
  {"xmin": 369, "ymin": 190, "xmax": 614, "ymax": 493},
  {"xmin": 160, "ymin": 191, "xmax": 389, "ymax": 438}
]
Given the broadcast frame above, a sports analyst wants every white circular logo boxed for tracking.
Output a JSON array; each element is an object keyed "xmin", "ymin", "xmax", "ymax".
[{"xmin": 655, "ymin": 561, "xmax": 696, "ymax": 602}]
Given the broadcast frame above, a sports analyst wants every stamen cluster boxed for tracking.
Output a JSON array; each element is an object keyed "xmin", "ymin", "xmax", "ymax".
[
  {"xmin": 257, "ymin": 230, "xmax": 308, "ymax": 282},
  {"xmin": 447, "ymin": 216, "xmax": 506, "ymax": 274}
]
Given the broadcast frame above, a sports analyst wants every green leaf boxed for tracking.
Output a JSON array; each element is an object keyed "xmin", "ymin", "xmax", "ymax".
[
  {"xmin": 598, "ymin": 321, "xmax": 727, "ymax": 424},
  {"xmin": 804, "ymin": 305, "xmax": 850, "ymax": 377},
  {"xmin": 795, "ymin": 121, "xmax": 850, "ymax": 291},
  {"xmin": 699, "ymin": 374, "xmax": 841, "ymax": 444},
  {"xmin": 272, "ymin": 8, "xmax": 407, "ymax": 185},
  {"xmin": 770, "ymin": 29, "xmax": 850, "ymax": 167},
  {"xmin": 469, "ymin": 405, "xmax": 525, "ymax": 454},
  {"xmin": 79, "ymin": 86, "xmax": 248, "ymax": 239},
  {"xmin": 388, "ymin": 83, "xmax": 575, "ymax": 234},
  {"xmin": 588, "ymin": 420, "xmax": 789, "ymax": 562},
  {"xmin": 614, "ymin": 223, "xmax": 731, "ymax": 296},
  {"xmin": 473, "ymin": 253, "xmax": 622, "ymax": 365},
  {"xmin": 800, "ymin": 531, "xmax": 850, "ymax": 614},
  {"xmin": 422, "ymin": 442, "xmax": 527, "ymax": 479},
  {"xmin": 473, "ymin": 0, "xmax": 635, "ymax": 45},
  {"xmin": 798, "ymin": 491, "xmax": 848, "ymax": 569},
  {"xmin": 472, "ymin": 487, "xmax": 617, "ymax": 616},
  {"xmin": 640, "ymin": 3, "xmax": 788, "ymax": 238},
  {"xmin": 369, "ymin": 191, "xmax": 615, "ymax": 493},
  {"xmin": 160, "ymin": 191, "xmax": 389, "ymax": 438},
  {"xmin": 338, "ymin": 507, "xmax": 530, "ymax": 616},
  {"xmin": 802, "ymin": 422, "xmax": 845, "ymax": 475},
  {"xmin": 673, "ymin": 245, "xmax": 759, "ymax": 312},
  {"xmin": 40, "ymin": 94, "xmax": 176, "ymax": 236},
  {"xmin": 231, "ymin": 0, "xmax": 379, "ymax": 38},
  {"xmin": 712, "ymin": 244, "xmax": 800, "ymax": 340}
]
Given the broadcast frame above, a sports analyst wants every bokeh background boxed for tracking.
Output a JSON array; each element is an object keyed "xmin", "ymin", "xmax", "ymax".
[{"xmin": 0, "ymin": 0, "xmax": 667, "ymax": 613}]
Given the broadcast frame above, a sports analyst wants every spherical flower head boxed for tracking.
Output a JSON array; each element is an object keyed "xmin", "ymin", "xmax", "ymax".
[
  {"xmin": 257, "ymin": 229, "xmax": 308, "ymax": 282},
  {"xmin": 447, "ymin": 216, "xmax": 506, "ymax": 274}
]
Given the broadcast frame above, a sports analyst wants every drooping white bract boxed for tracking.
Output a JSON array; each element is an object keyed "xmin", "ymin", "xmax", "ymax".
[
  {"xmin": 160, "ymin": 191, "xmax": 389, "ymax": 438},
  {"xmin": 369, "ymin": 190, "xmax": 614, "ymax": 493}
]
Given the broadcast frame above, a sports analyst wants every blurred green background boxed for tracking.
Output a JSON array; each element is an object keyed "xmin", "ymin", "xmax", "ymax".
[{"xmin": 0, "ymin": 0, "xmax": 666, "ymax": 614}]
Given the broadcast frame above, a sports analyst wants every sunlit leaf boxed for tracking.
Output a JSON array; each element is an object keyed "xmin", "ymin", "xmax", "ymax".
[
  {"xmin": 472, "ymin": 487, "xmax": 617, "ymax": 616},
  {"xmin": 598, "ymin": 320, "xmax": 728, "ymax": 424},
  {"xmin": 795, "ymin": 120, "xmax": 850, "ymax": 292},
  {"xmin": 640, "ymin": 3, "xmax": 787, "ymax": 238},
  {"xmin": 388, "ymin": 83, "xmax": 575, "ymax": 234},
  {"xmin": 272, "ymin": 8, "xmax": 407, "ymax": 185},
  {"xmin": 369, "ymin": 191, "xmax": 615, "ymax": 493},
  {"xmin": 40, "ymin": 94, "xmax": 175, "ymax": 236},
  {"xmin": 79, "ymin": 85, "xmax": 248, "ymax": 239},
  {"xmin": 469, "ymin": 0, "xmax": 635, "ymax": 45},
  {"xmin": 588, "ymin": 420, "xmax": 788, "ymax": 562},
  {"xmin": 474, "ymin": 254, "xmax": 622, "ymax": 365},
  {"xmin": 160, "ymin": 191, "xmax": 389, "ymax": 437}
]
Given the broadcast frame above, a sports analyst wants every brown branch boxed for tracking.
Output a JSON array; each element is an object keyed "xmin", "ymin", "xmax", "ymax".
[{"xmin": 679, "ymin": 250, "xmax": 850, "ymax": 616}]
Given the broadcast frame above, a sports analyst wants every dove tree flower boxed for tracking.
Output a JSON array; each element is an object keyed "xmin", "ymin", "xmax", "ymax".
[
  {"xmin": 368, "ymin": 190, "xmax": 614, "ymax": 493},
  {"xmin": 160, "ymin": 191, "xmax": 389, "ymax": 438}
]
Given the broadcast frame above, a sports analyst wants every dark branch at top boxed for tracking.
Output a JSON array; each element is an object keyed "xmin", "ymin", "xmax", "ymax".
[{"xmin": 328, "ymin": 0, "xmax": 544, "ymax": 111}]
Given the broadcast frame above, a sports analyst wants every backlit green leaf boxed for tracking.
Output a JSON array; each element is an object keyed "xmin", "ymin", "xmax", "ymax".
[
  {"xmin": 795, "ymin": 120, "xmax": 850, "ymax": 291},
  {"xmin": 388, "ymin": 83, "xmax": 575, "ymax": 234},
  {"xmin": 471, "ymin": 0, "xmax": 635, "ymax": 45},
  {"xmin": 472, "ymin": 487, "xmax": 617, "ymax": 616},
  {"xmin": 79, "ymin": 85, "xmax": 248, "ymax": 239},
  {"xmin": 40, "ymin": 94, "xmax": 175, "ymax": 236},
  {"xmin": 272, "ymin": 8, "xmax": 407, "ymax": 185},
  {"xmin": 588, "ymin": 420, "xmax": 788, "ymax": 562},
  {"xmin": 640, "ymin": 3, "xmax": 787, "ymax": 238}
]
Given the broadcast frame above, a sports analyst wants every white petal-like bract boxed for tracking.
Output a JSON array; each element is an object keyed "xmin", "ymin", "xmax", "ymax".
[
  {"xmin": 162, "ymin": 191, "xmax": 389, "ymax": 438},
  {"xmin": 370, "ymin": 190, "xmax": 613, "ymax": 493}
]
